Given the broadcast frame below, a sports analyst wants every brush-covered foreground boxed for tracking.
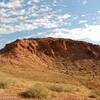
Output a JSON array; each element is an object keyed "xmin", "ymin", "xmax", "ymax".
[
  {"xmin": 0, "ymin": 68, "xmax": 100, "ymax": 100},
  {"xmin": 0, "ymin": 38, "xmax": 100, "ymax": 100}
]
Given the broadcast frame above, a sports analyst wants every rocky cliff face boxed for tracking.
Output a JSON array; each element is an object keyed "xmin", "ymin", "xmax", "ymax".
[{"xmin": 0, "ymin": 38, "xmax": 100, "ymax": 75}]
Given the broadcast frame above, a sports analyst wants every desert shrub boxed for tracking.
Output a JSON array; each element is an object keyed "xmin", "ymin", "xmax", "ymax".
[
  {"xmin": 47, "ymin": 84, "xmax": 64, "ymax": 92},
  {"xmin": 88, "ymin": 95, "xmax": 96, "ymax": 98},
  {"xmin": 94, "ymin": 90, "xmax": 100, "ymax": 96},
  {"xmin": 19, "ymin": 91, "xmax": 32, "ymax": 98},
  {"xmin": 0, "ymin": 81, "xmax": 7, "ymax": 89},
  {"xmin": 19, "ymin": 83, "xmax": 51, "ymax": 99},
  {"xmin": 88, "ymin": 90, "xmax": 100, "ymax": 99},
  {"xmin": 88, "ymin": 90, "xmax": 97, "ymax": 98}
]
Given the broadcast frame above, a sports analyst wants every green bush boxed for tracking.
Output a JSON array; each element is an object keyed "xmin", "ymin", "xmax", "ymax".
[{"xmin": 19, "ymin": 83, "xmax": 51, "ymax": 99}]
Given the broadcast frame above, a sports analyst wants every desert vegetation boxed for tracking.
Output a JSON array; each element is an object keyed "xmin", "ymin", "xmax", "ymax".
[
  {"xmin": 0, "ymin": 81, "xmax": 7, "ymax": 89},
  {"xmin": 0, "ymin": 38, "xmax": 100, "ymax": 100},
  {"xmin": 18, "ymin": 82, "xmax": 100, "ymax": 99}
]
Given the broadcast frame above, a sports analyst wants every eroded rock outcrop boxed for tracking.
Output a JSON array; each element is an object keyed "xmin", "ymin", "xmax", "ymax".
[{"xmin": 0, "ymin": 38, "xmax": 100, "ymax": 75}]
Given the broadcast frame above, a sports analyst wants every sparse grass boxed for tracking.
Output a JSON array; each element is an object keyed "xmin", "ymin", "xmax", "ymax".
[
  {"xmin": 0, "ymin": 65, "xmax": 100, "ymax": 99},
  {"xmin": 47, "ymin": 84, "xmax": 63, "ymax": 92},
  {"xmin": 88, "ymin": 90, "xmax": 100, "ymax": 99},
  {"xmin": 94, "ymin": 90, "xmax": 100, "ymax": 96},
  {"xmin": 19, "ymin": 82, "xmax": 93, "ymax": 99},
  {"xmin": 19, "ymin": 83, "xmax": 51, "ymax": 99},
  {"xmin": 88, "ymin": 91, "xmax": 97, "ymax": 98}
]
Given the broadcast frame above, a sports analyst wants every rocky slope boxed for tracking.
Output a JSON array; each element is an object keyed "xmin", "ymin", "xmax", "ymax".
[{"xmin": 0, "ymin": 37, "xmax": 100, "ymax": 75}]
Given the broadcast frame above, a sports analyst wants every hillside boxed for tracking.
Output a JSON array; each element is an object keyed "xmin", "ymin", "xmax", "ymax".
[
  {"xmin": 0, "ymin": 37, "xmax": 100, "ymax": 75},
  {"xmin": 0, "ymin": 38, "xmax": 100, "ymax": 100}
]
